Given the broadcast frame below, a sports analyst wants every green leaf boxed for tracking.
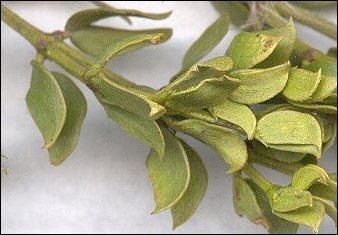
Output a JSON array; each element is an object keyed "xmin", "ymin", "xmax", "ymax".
[
  {"xmin": 302, "ymin": 59, "xmax": 337, "ymax": 102},
  {"xmin": 246, "ymin": 179, "xmax": 299, "ymax": 234},
  {"xmin": 302, "ymin": 58, "xmax": 337, "ymax": 77},
  {"xmin": 323, "ymin": 119, "xmax": 336, "ymax": 143},
  {"xmin": 306, "ymin": 75, "xmax": 337, "ymax": 103},
  {"xmin": 226, "ymin": 32, "xmax": 281, "ymax": 69},
  {"xmin": 170, "ymin": 56, "xmax": 233, "ymax": 90},
  {"xmin": 165, "ymin": 118, "xmax": 247, "ymax": 172},
  {"xmin": 308, "ymin": 180, "xmax": 337, "ymax": 203},
  {"xmin": 287, "ymin": 100, "xmax": 337, "ymax": 115},
  {"xmin": 322, "ymin": 119, "xmax": 337, "ymax": 153},
  {"xmin": 211, "ymin": 1, "xmax": 249, "ymax": 26},
  {"xmin": 272, "ymin": 187, "xmax": 313, "ymax": 212},
  {"xmin": 65, "ymin": 8, "xmax": 171, "ymax": 32},
  {"xmin": 255, "ymin": 19, "xmax": 296, "ymax": 68},
  {"xmin": 313, "ymin": 197, "xmax": 337, "ymax": 225},
  {"xmin": 102, "ymin": 103, "xmax": 165, "ymax": 157},
  {"xmin": 251, "ymin": 141, "xmax": 306, "ymax": 163},
  {"xmin": 78, "ymin": 33, "xmax": 166, "ymax": 119},
  {"xmin": 273, "ymin": 200, "xmax": 325, "ymax": 232},
  {"xmin": 182, "ymin": 14, "xmax": 230, "ymax": 70},
  {"xmin": 211, "ymin": 99, "xmax": 256, "ymax": 139},
  {"xmin": 171, "ymin": 141, "xmax": 208, "ymax": 229},
  {"xmin": 196, "ymin": 55, "xmax": 233, "ymax": 72},
  {"xmin": 228, "ymin": 62, "xmax": 290, "ymax": 104},
  {"xmin": 26, "ymin": 61, "xmax": 67, "ymax": 149},
  {"xmin": 291, "ymin": 164, "xmax": 329, "ymax": 191},
  {"xmin": 176, "ymin": 109, "xmax": 217, "ymax": 123},
  {"xmin": 90, "ymin": 1, "xmax": 132, "ymax": 25},
  {"xmin": 95, "ymin": 76, "xmax": 165, "ymax": 119},
  {"xmin": 256, "ymin": 103, "xmax": 295, "ymax": 120},
  {"xmin": 85, "ymin": 33, "xmax": 165, "ymax": 78},
  {"xmin": 282, "ymin": 67, "xmax": 321, "ymax": 102},
  {"xmin": 71, "ymin": 26, "xmax": 172, "ymax": 58},
  {"xmin": 47, "ymin": 72, "xmax": 87, "ymax": 165},
  {"xmin": 257, "ymin": 104, "xmax": 326, "ymax": 143},
  {"xmin": 146, "ymin": 128, "xmax": 190, "ymax": 214},
  {"xmin": 233, "ymin": 176, "xmax": 269, "ymax": 230},
  {"xmin": 327, "ymin": 47, "xmax": 337, "ymax": 58},
  {"xmin": 255, "ymin": 110, "xmax": 322, "ymax": 158},
  {"xmin": 164, "ymin": 76, "xmax": 241, "ymax": 111}
]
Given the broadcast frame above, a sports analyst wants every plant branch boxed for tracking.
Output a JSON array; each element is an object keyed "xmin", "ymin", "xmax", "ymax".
[
  {"xmin": 1, "ymin": 4, "xmax": 47, "ymax": 48},
  {"xmin": 1, "ymin": 4, "xmax": 139, "ymax": 92},
  {"xmin": 274, "ymin": 1, "xmax": 337, "ymax": 40}
]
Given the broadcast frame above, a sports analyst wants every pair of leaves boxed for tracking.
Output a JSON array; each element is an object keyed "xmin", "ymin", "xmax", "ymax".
[
  {"xmin": 271, "ymin": 187, "xmax": 313, "ymax": 212},
  {"xmin": 283, "ymin": 58, "xmax": 337, "ymax": 105},
  {"xmin": 162, "ymin": 56, "xmax": 240, "ymax": 111},
  {"xmin": 227, "ymin": 62, "xmax": 290, "ymax": 104},
  {"xmin": 273, "ymin": 200, "xmax": 325, "ymax": 233},
  {"xmin": 254, "ymin": 110, "xmax": 322, "ymax": 159},
  {"xmin": 210, "ymin": 99, "xmax": 256, "ymax": 139},
  {"xmin": 271, "ymin": 165, "xmax": 335, "ymax": 228},
  {"xmin": 255, "ymin": 19, "xmax": 296, "ymax": 68},
  {"xmin": 233, "ymin": 176, "xmax": 299, "ymax": 233},
  {"xmin": 276, "ymin": 58, "xmax": 337, "ymax": 114},
  {"xmin": 170, "ymin": 56, "xmax": 234, "ymax": 89},
  {"xmin": 70, "ymin": 26, "xmax": 172, "ymax": 58},
  {"xmin": 226, "ymin": 32, "xmax": 281, "ymax": 70},
  {"xmin": 85, "ymin": 33, "xmax": 165, "ymax": 78},
  {"xmin": 301, "ymin": 59, "xmax": 337, "ymax": 103},
  {"xmin": 165, "ymin": 117, "xmax": 247, "ymax": 172},
  {"xmin": 225, "ymin": 18, "xmax": 296, "ymax": 69},
  {"xmin": 83, "ymin": 33, "xmax": 166, "ymax": 119},
  {"xmin": 146, "ymin": 129, "xmax": 208, "ymax": 228},
  {"xmin": 221, "ymin": 21, "xmax": 296, "ymax": 107},
  {"xmin": 164, "ymin": 76, "xmax": 241, "ymax": 111},
  {"xmin": 90, "ymin": 34, "xmax": 168, "ymax": 155},
  {"xmin": 237, "ymin": 171, "xmax": 327, "ymax": 232},
  {"xmin": 65, "ymin": 5, "xmax": 172, "ymax": 57},
  {"xmin": 270, "ymin": 187, "xmax": 331, "ymax": 231},
  {"xmin": 26, "ymin": 61, "xmax": 87, "ymax": 165}
]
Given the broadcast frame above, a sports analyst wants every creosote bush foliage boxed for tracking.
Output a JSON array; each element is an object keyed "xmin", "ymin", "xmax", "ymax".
[{"xmin": 1, "ymin": 1, "xmax": 337, "ymax": 233}]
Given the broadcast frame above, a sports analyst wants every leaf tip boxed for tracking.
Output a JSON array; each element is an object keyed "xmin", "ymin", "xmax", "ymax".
[
  {"xmin": 150, "ymin": 207, "xmax": 163, "ymax": 215},
  {"xmin": 149, "ymin": 33, "xmax": 165, "ymax": 45}
]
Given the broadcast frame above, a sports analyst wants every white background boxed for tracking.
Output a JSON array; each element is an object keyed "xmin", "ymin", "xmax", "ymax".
[{"xmin": 1, "ymin": 1, "xmax": 337, "ymax": 234}]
